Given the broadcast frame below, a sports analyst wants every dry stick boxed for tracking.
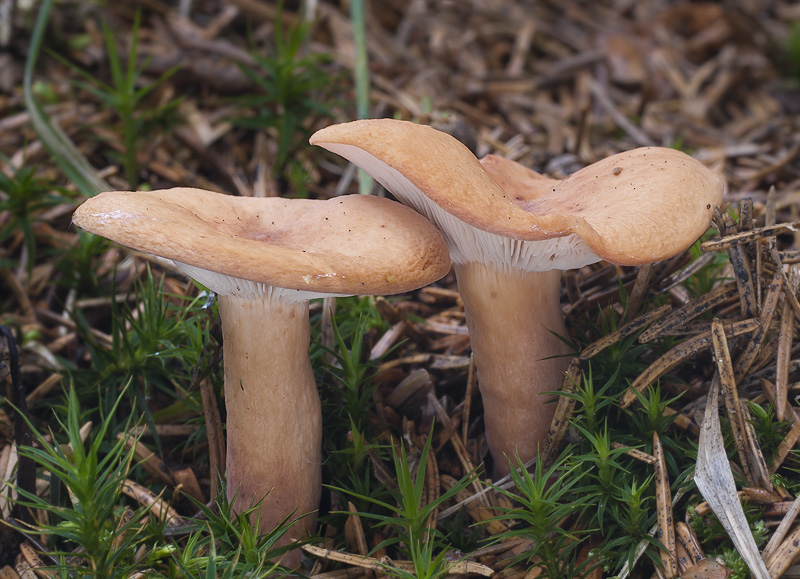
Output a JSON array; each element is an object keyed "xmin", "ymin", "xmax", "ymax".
[
  {"xmin": 738, "ymin": 199, "xmax": 761, "ymax": 306},
  {"xmin": 426, "ymin": 392, "xmax": 488, "ymax": 506},
  {"xmin": 763, "ymin": 495, "xmax": 800, "ymax": 563},
  {"xmin": 694, "ymin": 490, "xmax": 772, "ymax": 517},
  {"xmin": 110, "ymin": 509, "xmax": 135, "ymax": 553},
  {"xmin": 780, "ymin": 250, "xmax": 800, "ymax": 263},
  {"xmin": 469, "ymin": 536, "xmax": 530, "ymax": 560},
  {"xmin": 19, "ymin": 542, "xmax": 55, "ymax": 579},
  {"xmin": 424, "ymin": 435, "xmax": 440, "ymax": 534},
  {"xmin": 127, "ymin": 424, "xmax": 197, "ymax": 438},
  {"xmin": 738, "ymin": 197, "xmax": 754, "ymax": 232},
  {"xmin": 0, "ymin": 269, "xmax": 36, "ymax": 321},
  {"xmin": 35, "ymin": 307, "xmax": 114, "ymax": 347},
  {"xmin": 725, "ymin": 217, "xmax": 758, "ymax": 320},
  {"xmin": 26, "ymin": 373, "xmax": 62, "ymax": 403},
  {"xmin": 461, "ymin": 354, "xmax": 476, "ymax": 448},
  {"xmin": 116, "ymin": 434, "xmax": 175, "ymax": 485},
  {"xmin": 172, "ymin": 467, "xmax": 205, "ymax": 503},
  {"xmin": 15, "ymin": 556, "xmax": 37, "ymax": 579},
  {"xmin": 679, "ymin": 559, "xmax": 733, "ymax": 579},
  {"xmin": 386, "ymin": 369, "xmax": 431, "ymax": 410},
  {"xmin": 701, "ymin": 221, "xmax": 800, "ymax": 252},
  {"xmin": 738, "ymin": 397, "xmax": 773, "ymax": 492},
  {"xmin": 612, "ymin": 442, "xmax": 655, "ymax": 465},
  {"xmin": 585, "ymin": 77, "xmax": 655, "ymax": 147},
  {"xmin": 771, "ymin": 417, "xmax": 800, "ymax": 473},
  {"xmin": 734, "ymin": 271, "xmax": 783, "ymax": 380},
  {"xmin": 299, "ymin": 542, "xmax": 495, "ymax": 576},
  {"xmin": 660, "ymin": 252, "xmax": 717, "ymax": 292},
  {"xmin": 761, "ymin": 379, "xmax": 799, "ymax": 423},
  {"xmin": 369, "ymin": 321, "xmax": 405, "ymax": 361},
  {"xmin": 539, "ymin": 357, "xmax": 582, "ymax": 466},
  {"xmin": 765, "ymin": 520, "xmax": 800, "ymax": 577},
  {"xmin": 583, "ymin": 304, "xmax": 672, "ymax": 358},
  {"xmin": 345, "ymin": 501, "xmax": 370, "ymax": 562},
  {"xmin": 765, "ymin": 185, "xmax": 777, "ymax": 230},
  {"xmin": 621, "ymin": 319, "xmax": 760, "ymax": 408},
  {"xmin": 664, "ymin": 406, "xmax": 700, "ymax": 437},
  {"xmin": 311, "ymin": 569, "xmax": 369, "ymax": 579},
  {"xmin": 748, "ymin": 341, "xmax": 785, "ymax": 384},
  {"xmin": 776, "ymin": 298, "xmax": 796, "ymax": 421},
  {"xmin": 0, "ymin": 325, "xmax": 35, "ymax": 528},
  {"xmin": 440, "ymin": 474, "xmax": 510, "ymax": 535},
  {"xmin": 772, "ymin": 249, "xmax": 800, "ymax": 325},
  {"xmin": 675, "ymin": 540, "xmax": 693, "ymax": 576},
  {"xmin": 764, "ymin": 502, "xmax": 800, "ymax": 518},
  {"xmin": 639, "ymin": 283, "xmax": 737, "ymax": 343},
  {"xmin": 711, "ymin": 206, "xmax": 728, "ymax": 237},
  {"xmin": 712, "ymin": 319, "xmax": 771, "ymax": 490},
  {"xmin": 653, "ymin": 432, "xmax": 678, "ymax": 578},
  {"xmin": 742, "ymin": 487, "xmax": 782, "ymax": 505},
  {"xmin": 675, "ymin": 521, "xmax": 705, "ymax": 566},
  {"xmin": 624, "ymin": 264, "xmax": 654, "ymax": 324},
  {"xmin": 120, "ymin": 480, "xmax": 183, "ymax": 528},
  {"xmin": 199, "ymin": 377, "xmax": 225, "ymax": 499}
]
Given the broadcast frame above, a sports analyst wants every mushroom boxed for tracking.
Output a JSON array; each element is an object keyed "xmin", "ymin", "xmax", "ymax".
[
  {"xmin": 72, "ymin": 188, "xmax": 450, "ymax": 563},
  {"xmin": 310, "ymin": 119, "xmax": 724, "ymax": 477}
]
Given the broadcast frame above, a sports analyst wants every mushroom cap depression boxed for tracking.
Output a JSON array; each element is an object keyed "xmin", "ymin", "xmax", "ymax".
[
  {"xmin": 310, "ymin": 119, "xmax": 725, "ymax": 268},
  {"xmin": 73, "ymin": 188, "xmax": 451, "ymax": 298}
]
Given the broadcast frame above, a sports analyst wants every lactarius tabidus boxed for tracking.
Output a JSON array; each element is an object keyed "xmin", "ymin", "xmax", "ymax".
[
  {"xmin": 311, "ymin": 119, "xmax": 724, "ymax": 478},
  {"xmin": 73, "ymin": 188, "xmax": 450, "ymax": 565}
]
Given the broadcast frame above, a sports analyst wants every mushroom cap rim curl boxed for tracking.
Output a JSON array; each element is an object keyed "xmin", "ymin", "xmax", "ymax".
[{"xmin": 310, "ymin": 119, "xmax": 725, "ymax": 267}]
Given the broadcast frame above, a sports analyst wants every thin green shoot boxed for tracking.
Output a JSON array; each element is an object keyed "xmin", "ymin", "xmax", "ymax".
[{"xmin": 23, "ymin": 0, "xmax": 109, "ymax": 196}]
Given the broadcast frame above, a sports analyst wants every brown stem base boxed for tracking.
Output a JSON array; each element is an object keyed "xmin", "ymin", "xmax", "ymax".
[
  {"xmin": 455, "ymin": 262, "xmax": 571, "ymax": 479},
  {"xmin": 219, "ymin": 295, "xmax": 322, "ymax": 567}
]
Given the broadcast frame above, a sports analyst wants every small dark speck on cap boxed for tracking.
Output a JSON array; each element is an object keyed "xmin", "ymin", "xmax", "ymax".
[{"xmin": 706, "ymin": 204, "xmax": 711, "ymax": 209}]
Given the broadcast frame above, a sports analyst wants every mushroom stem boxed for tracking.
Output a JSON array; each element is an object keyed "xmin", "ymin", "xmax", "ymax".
[
  {"xmin": 218, "ymin": 294, "xmax": 321, "ymax": 563},
  {"xmin": 454, "ymin": 262, "xmax": 571, "ymax": 479}
]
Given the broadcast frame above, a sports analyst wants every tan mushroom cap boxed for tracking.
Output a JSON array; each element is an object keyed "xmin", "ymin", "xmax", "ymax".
[
  {"xmin": 479, "ymin": 154, "xmax": 561, "ymax": 201},
  {"xmin": 73, "ymin": 188, "xmax": 451, "ymax": 295},
  {"xmin": 310, "ymin": 119, "xmax": 724, "ymax": 265}
]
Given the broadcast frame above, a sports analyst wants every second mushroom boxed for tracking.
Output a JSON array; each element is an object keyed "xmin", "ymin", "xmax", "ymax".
[
  {"xmin": 311, "ymin": 119, "xmax": 724, "ymax": 478},
  {"xmin": 73, "ymin": 188, "xmax": 451, "ymax": 565}
]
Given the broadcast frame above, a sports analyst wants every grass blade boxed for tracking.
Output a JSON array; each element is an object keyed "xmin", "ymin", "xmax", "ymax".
[
  {"xmin": 349, "ymin": 0, "xmax": 373, "ymax": 195},
  {"xmin": 24, "ymin": 0, "xmax": 109, "ymax": 196}
]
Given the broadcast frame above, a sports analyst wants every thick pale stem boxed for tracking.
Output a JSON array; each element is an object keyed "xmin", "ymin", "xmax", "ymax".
[
  {"xmin": 218, "ymin": 295, "xmax": 321, "ymax": 562},
  {"xmin": 454, "ymin": 262, "xmax": 571, "ymax": 478}
]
